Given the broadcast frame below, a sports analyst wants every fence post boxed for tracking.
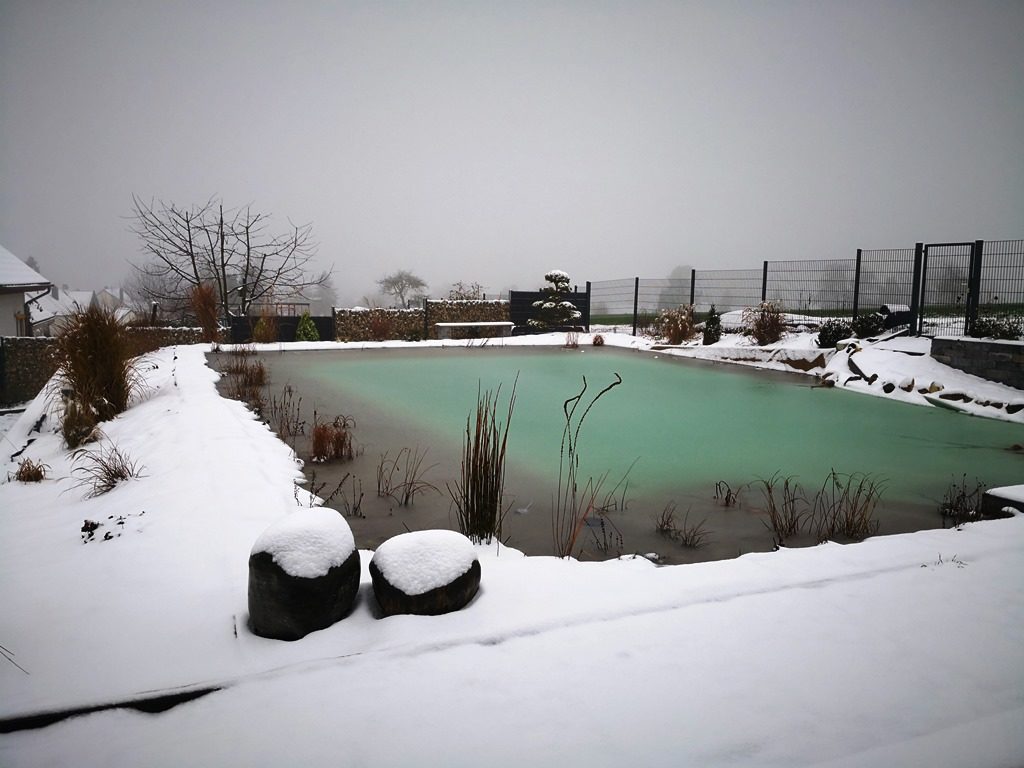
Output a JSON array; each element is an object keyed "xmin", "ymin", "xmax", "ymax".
[
  {"xmin": 690, "ymin": 269, "xmax": 696, "ymax": 306},
  {"xmin": 761, "ymin": 261, "xmax": 768, "ymax": 303},
  {"xmin": 585, "ymin": 281, "xmax": 592, "ymax": 332},
  {"xmin": 632, "ymin": 277, "xmax": 640, "ymax": 336},
  {"xmin": 423, "ymin": 298, "xmax": 429, "ymax": 340},
  {"xmin": 909, "ymin": 242, "xmax": 924, "ymax": 335},
  {"xmin": 852, "ymin": 249, "xmax": 862, "ymax": 319},
  {"xmin": 966, "ymin": 240, "xmax": 985, "ymax": 335}
]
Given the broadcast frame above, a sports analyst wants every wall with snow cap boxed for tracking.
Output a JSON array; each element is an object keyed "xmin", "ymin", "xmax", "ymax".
[
  {"xmin": 334, "ymin": 300, "xmax": 509, "ymax": 342},
  {"xmin": 931, "ymin": 337, "xmax": 1024, "ymax": 390}
]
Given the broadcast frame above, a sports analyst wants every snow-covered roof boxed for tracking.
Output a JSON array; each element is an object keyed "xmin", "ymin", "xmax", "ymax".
[
  {"xmin": 0, "ymin": 243, "xmax": 50, "ymax": 292},
  {"xmin": 28, "ymin": 290, "xmax": 95, "ymax": 323}
]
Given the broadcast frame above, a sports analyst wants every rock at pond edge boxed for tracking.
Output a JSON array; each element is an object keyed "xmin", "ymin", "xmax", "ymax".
[
  {"xmin": 370, "ymin": 558, "xmax": 481, "ymax": 618},
  {"xmin": 248, "ymin": 548, "xmax": 360, "ymax": 640}
]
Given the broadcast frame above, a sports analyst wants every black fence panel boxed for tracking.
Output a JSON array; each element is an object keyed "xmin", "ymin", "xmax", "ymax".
[
  {"xmin": 856, "ymin": 248, "xmax": 917, "ymax": 329},
  {"xmin": 228, "ymin": 315, "xmax": 335, "ymax": 343},
  {"xmin": 976, "ymin": 239, "xmax": 1024, "ymax": 330},
  {"xmin": 919, "ymin": 242, "xmax": 975, "ymax": 336},
  {"xmin": 764, "ymin": 259, "xmax": 856, "ymax": 320},
  {"xmin": 589, "ymin": 279, "xmax": 636, "ymax": 325},
  {"xmin": 508, "ymin": 290, "xmax": 590, "ymax": 333},
  {"xmin": 692, "ymin": 268, "xmax": 762, "ymax": 324}
]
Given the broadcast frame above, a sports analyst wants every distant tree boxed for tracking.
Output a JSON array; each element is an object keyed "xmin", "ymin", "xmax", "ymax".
[
  {"xmin": 448, "ymin": 281, "xmax": 485, "ymax": 301},
  {"xmin": 377, "ymin": 269, "xmax": 427, "ymax": 308},
  {"xmin": 657, "ymin": 265, "xmax": 694, "ymax": 311},
  {"xmin": 128, "ymin": 196, "xmax": 330, "ymax": 320},
  {"xmin": 307, "ymin": 274, "xmax": 339, "ymax": 315},
  {"xmin": 23, "ymin": 255, "xmax": 41, "ymax": 274}
]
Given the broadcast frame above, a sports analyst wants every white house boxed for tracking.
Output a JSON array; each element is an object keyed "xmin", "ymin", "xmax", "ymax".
[{"xmin": 0, "ymin": 243, "xmax": 51, "ymax": 336}]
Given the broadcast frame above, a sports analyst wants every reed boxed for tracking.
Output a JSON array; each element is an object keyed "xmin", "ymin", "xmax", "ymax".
[{"xmin": 448, "ymin": 377, "xmax": 518, "ymax": 543}]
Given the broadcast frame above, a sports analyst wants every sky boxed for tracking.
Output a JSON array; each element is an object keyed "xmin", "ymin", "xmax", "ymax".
[{"xmin": 1, "ymin": 0, "xmax": 1022, "ymax": 305}]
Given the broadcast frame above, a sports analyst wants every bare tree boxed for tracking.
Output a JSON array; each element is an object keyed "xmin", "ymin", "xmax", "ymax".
[
  {"xmin": 128, "ymin": 196, "xmax": 330, "ymax": 319},
  {"xmin": 377, "ymin": 269, "xmax": 427, "ymax": 308}
]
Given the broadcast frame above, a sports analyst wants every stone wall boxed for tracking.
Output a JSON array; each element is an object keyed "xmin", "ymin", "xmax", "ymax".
[
  {"xmin": 0, "ymin": 327, "xmax": 211, "ymax": 406},
  {"xmin": 930, "ymin": 337, "xmax": 1024, "ymax": 390},
  {"xmin": 333, "ymin": 301, "xmax": 510, "ymax": 342},
  {"xmin": 0, "ymin": 336, "xmax": 58, "ymax": 405},
  {"xmin": 334, "ymin": 308, "xmax": 426, "ymax": 342},
  {"xmin": 424, "ymin": 300, "xmax": 510, "ymax": 340}
]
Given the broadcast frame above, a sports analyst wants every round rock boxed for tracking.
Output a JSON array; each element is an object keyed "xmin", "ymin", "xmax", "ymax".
[
  {"xmin": 248, "ymin": 507, "xmax": 360, "ymax": 640},
  {"xmin": 370, "ymin": 530, "xmax": 480, "ymax": 617}
]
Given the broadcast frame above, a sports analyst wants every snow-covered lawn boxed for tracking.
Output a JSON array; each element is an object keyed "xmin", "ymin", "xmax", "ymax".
[{"xmin": 1, "ymin": 333, "xmax": 1022, "ymax": 767}]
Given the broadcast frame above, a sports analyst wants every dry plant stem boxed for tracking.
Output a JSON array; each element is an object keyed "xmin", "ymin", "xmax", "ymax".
[
  {"xmin": 551, "ymin": 373, "xmax": 623, "ymax": 558},
  {"xmin": 758, "ymin": 472, "xmax": 806, "ymax": 543},
  {"xmin": 377, "ymin": 447, "xmax": 439, "ymax": 506},
  {"xmin": 448, "ymin": 375, "xmax": 518, "ymax": 544},
  {"xmin": 597, "ymin": 458, "xmax": 638, "ymax": 512}
]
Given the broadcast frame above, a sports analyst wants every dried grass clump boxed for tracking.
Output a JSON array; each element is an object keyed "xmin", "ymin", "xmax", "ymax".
[
  {"xmin": 742, "ymin": 301, "xmax": 785, "ymax": 345},
  {"xmin": 53, "ymin": 306, "xmax": 142, "ymax": 448},
  {"xmin": 13, "ymin": 457, "xmax": 49, "ymax": 482},
  {"xmin": 448, "ymin": 378, "xmax": 517, "ymax": 544},
  {"xmin": 938, "ymin": 475, "xmax": 987, "ymax": 526},
  {"xmin": 376, "ymin": 446, "xmax": 438, "ymax": 506},
  {"xmin": 592, "ymin": 334, "xmax": 605, "ymax": 347},
  {"xmin": 656, "ymin": 304, "xmax": 697, "ymax": 344},
  {"xmin": 73, "ymin": 443, "xmax": 144, "ymax": 498},
  {"xmin": 190, "ymin": 282, "xmax": 220, "ymax": 343},
  {"xmin": 368, "ymin": 312, "xmax": 393, "ymax": 342},
  {"xmin": 757, "ymin": 469, "xmax": 884, "ymax": 544},
  {"xmin": 758, "ymin": 473, "xmax": 806, "ymax": 543},
  {"xmin": 655, "ymin": 503, "xmax": 709, "ymax": 548},
  {"xmin": 311, "ymin": 412, "xmax": 356, "ymax": 463}
]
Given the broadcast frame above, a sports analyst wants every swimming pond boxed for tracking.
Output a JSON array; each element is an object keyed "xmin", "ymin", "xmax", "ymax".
[{"xmin": 250, "ymin": 346, "xmax": 1023, "ymax": 563}]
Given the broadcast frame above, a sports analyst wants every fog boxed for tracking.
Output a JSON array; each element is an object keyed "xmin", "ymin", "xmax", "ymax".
[{"xmin": 1, "ymin": 1, "xmax": 1021, "ymax": 305}]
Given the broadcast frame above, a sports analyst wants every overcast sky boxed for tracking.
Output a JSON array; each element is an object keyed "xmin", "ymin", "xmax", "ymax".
[{"xmin": 1, "ymin": 0, "xmax": 1021, "ymax": 303}]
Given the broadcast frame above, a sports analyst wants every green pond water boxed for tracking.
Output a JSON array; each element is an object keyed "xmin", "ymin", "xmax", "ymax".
[{"xmin": 284, "ymin": 347, "xmax": 1022, "ymax": 507}]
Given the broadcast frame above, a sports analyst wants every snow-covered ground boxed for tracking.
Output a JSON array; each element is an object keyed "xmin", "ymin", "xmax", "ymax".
[{"xmin": 1, "ymin": 332, "xmax": 1022, "ymax": 767}]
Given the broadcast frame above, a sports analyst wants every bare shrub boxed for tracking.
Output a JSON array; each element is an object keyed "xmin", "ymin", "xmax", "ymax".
[
  {"xmin": 53, "ymin": 306, "xmax": 142, "ymax": 447},
  {"xmin": 742, "ymin": 301, "xmax": 785, "ymax": 345},
  {"xmin": 656, "ymin": 304, "xmax": 697, "ymax": 344},
  {"xmin": 588, "ymin": 514, "xmax": 624, "ymax": 557},
  {"xmin": 448, "ymin": 378, "xmax": 518, "ymax": 544},
  {"xmin": 73, "ymin": 443, "xmax": 145, "ymax": 498},
  {"xmin": 592, "ymin": 333, "xmax": 605, "ymax": 347},
  {"xmin": 267, "ymin": 385, "xmax": 305, "ymax": 444},
  {"xmin": 190, "ymin": 282, "xmax": 220, "ymax": 343},
  {"xmin": 564, "ymin": 330, "xmax": 579, "ymax": 349},
  {"xmin": 13, "ymin": 458, "xmax": 49, "ymax": 482}
]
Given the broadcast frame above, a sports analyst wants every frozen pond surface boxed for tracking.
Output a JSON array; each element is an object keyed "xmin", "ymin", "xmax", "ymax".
[{"xmin": 241, "ymin": 346, "xmax": 1024, "ymax": 564}]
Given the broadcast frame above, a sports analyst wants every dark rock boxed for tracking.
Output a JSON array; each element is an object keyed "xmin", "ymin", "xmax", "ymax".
[
  {"xmin": 371, "ymin": 558, "xmax": 480, "ymax": 617},
  {"xmin": 882, "ymin": 382, "xmax": 896, "ymax": 394},
  {"xmin": 369, "ymin": 532, "xmax": 481, "ymax": 617},
  {"xmin": 248, "ymin": 547, "xmax": 360, "ymax": 641}
]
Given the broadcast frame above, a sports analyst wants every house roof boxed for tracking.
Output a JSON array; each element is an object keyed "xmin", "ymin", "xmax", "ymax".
[
  {"xmin": 29, "ymin": 290, "xmax": 95, "ymax": 323},
  {"xmin": 0, "ymin": 243, "xmax": 50, "ymax": 293}
]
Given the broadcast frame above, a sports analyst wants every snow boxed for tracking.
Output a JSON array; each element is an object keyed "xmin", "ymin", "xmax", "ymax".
[
  {"xmin": 1, "ymin": 331, "xmax": 1023, "ymax": 767},
  {"xmin": 251, "ymin": 507, "xmax": 355, "ymax": 578},
  {"xmin": 371, "ymin": 529, "xmax": 476, "ymax": 595}
]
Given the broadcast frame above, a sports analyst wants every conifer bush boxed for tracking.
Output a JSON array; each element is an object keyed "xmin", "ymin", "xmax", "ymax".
[
  {"xmin": 702, "ymin": 305, "xmax": 722, "ymax": 345},
  {"xmin": 295, "ymin": 312, "xmax": 320, "ymax": 342},
  {"xmin": 851, "ymin": 312, "xmax": 884, "ymax": 338},
  {"xmin": 817, "ymin": 318, "xmax": 853, "ymax": 348}
]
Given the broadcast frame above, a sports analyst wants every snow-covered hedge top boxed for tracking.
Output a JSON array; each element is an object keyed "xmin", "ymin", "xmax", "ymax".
[
  {"xmin": 545, "ymin": 269, "xmax": 570, "ymax": 283},
  {"xmin": 251, "ymin": 507, "xmax": 355, "ymax": 579},
  {"xmin": 372, "ymin": 530, "xmax": 477, "ymax": 595}
]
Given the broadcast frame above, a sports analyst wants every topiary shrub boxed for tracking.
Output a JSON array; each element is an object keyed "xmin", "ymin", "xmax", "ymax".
[
  {"xmin": 251, "ymin": 312, "xmax": 279, "ymax": 344},
  {"xmin": 528, "ymin": 270, "xmax": 581, "ymax": 331},
  {"xmin": 702, "ymin": 304, "xmax": 722, "ymax": 345},
  {"xmin": 817, "ymin": 318, "xmax": 853, "ymax": 348},
  {"xmin": 742, "ymin": 301, "xmax": 785, "ymax": 345},
  {"xmin": 295, "ymin": 312, "xmax": 320, "ymax": 342},
  {"xmin": 969, "ymin": 316, "xmax": 1022, "ymax": 340},
  {"xmin": 852, "ymin": 313, "xmax": 885, "ymax": 338},
  {"xmin": 656, "ymin": 304, "xmax": 697, "ymax": 344}
]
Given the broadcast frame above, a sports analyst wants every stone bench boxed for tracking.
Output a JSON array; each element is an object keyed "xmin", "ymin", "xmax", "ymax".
[{"xmin": 435, "ymin": 321, "xmax": 514, "ymax": 340}]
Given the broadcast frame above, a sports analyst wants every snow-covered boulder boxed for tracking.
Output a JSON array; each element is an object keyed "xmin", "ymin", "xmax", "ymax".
[
  {"xmin": 248, "ymin": 507, "xmax": 360, "ymax": 640},
  {"xmin": 370, "ymin": 530, "xmax": 480, "ymax": 617}
]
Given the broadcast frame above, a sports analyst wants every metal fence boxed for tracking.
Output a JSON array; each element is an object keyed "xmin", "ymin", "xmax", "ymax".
[{"xmin": 590, "ymin": 238, "xmax": 1023, "ymax": 338}]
